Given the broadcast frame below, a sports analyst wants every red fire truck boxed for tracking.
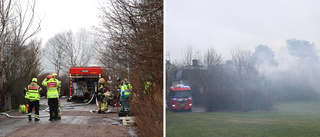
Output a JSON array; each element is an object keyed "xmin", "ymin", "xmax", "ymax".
[
  {"xmin": 68, "ymin": 66, "xmax": 109, "ymax": 101},
  {"xmin": 167, "ymin": 84, "xmax": 193, "ymax": 111}
]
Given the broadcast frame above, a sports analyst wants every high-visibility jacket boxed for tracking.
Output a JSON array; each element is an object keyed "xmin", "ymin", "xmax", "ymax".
[
  {"xmin": 98, "ymin": 84, "xmax": 104, "ymax": 94},
  {"xmin": 124, "ymin": 82, "xmax": 132, "ymax": 94},
  {"xmin": 56, "ymin": 79, "xmax": 62, "ymax": 95},
  {"xmin": 121, "ymin": 84, "xmax": 130, "ymax": 96},
  {"xmin": 144, "ymin": 81, "xmax": 152, "ymax": 95},
  {"xmin": 25, "ymin": 84, "xmax": 42, "ymax": 101},
  {"xmin": 97, "ymin": 84, "xmax": 105, "ymax": 101},
  {"xmin": 42, "ymin": 78, "xmax": 60, "ymax": 98}
]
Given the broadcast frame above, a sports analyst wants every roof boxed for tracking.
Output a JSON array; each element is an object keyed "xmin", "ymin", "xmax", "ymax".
[
  {"xmin": 168, "ymin": 85, "xmax": 191, "ymax": 91},
  {"xmin": 69, "ymin": 67, "xmax": 103, "ymax": 74}
]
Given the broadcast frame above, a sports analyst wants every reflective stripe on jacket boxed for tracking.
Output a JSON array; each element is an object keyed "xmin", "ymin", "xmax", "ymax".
[
  {"xmin": 42, "ymin": 78, "xmax": 60, "ymax": 98},
  {"xmin": 25, "ymin": 85, "xmax": 41, "ymax": 100},
  {"xmin": 121, "ymin": 84, "xmax": 130, "ymax": 96}
]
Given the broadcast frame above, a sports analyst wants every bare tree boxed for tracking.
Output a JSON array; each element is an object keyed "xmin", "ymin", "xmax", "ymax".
[
  {"xmin": 203, "ymin": 47, "xmax": 222, "ymax": 69},
  {"xmin": 0, "ymin": 0, "xmax": 41, "ymax": 109},
  {"xmin": 182, "ymin": 45, "xmax": 193, "ymax": 65},
  {"xmin": 43, "ymin": 32, "xmax": 65, "ymax": 75},
  {"xmin": 231, "ymin": 46, "xmax": 258, "ymax": 111},
  {"xmin": 96, "ymin": 0, "xmax": 163, "ymax": 136},
  {"xmin": 44, "ymin": 29, "xmax": 93, "ymax": 75},
  {"xmin": 0, "ymin": 0, "xmax": 13, "ymax": 92},
  {"xmin": 63, "ymin": 29, "xmax": 93, "ymax": 68}
]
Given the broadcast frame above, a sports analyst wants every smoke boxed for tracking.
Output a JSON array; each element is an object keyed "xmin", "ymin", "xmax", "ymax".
[{"xmin": 255, "ymin": 39, "xmax": 320, "ymax": 101}]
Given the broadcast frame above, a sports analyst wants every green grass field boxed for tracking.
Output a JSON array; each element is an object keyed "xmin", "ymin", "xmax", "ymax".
[{"xmin": 166, "ymin": 101, "xmax": 320, "ymax": 137}]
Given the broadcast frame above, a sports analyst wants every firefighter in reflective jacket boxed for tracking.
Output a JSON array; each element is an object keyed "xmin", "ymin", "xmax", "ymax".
[
  {"xmin": 102, "ymin": 91, "xmax": 112, "ymax": 112},
  {"xmin": 144, "ymin": 75, "xmax": 152, "ymax": 95},
  {"xmin": 52, "ymin": 73, "xmax": 62, "ymax": 120},
  {"xmin": 97, "ymin": 78, "xmax": 106, "ymax": 114},
  {"xmin": 83, "ymin": 82, "xmax": 89, "ymax": 103},
  {"xmin": 123, "ymin": 78, "xmax": 132, "ymax": 94},
  {"xmin": 24, "ymin": 78, "xmax": 42, "ymax": 121},
  {"xmin": 42, "ymin": 75, "xmax": 61, "ymax": 121},
  {"xmin": 121, "ymin": 82, "xmax": 131, "ymax": 111}
]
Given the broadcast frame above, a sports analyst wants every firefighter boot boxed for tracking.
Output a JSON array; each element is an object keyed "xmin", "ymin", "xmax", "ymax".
[
  {"xmin": 101, "ymin": 111, "xmax": 106, "ymax": 114},
  {"xmin": 98, "ymin": 110, "xmax": 102, "ymax": 114},
  {"xmin": 28, "ymin": 115, "xmax": 32, "ymax": 121},
  {"xmin": 35, "ymin": 118, "xmax": 40, "ymax": 121}
]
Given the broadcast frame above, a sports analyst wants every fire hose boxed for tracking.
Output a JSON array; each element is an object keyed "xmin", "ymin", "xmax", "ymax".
[{"xmin": 1, "ymin": 92, "xmax": 97, "ymax": 119}]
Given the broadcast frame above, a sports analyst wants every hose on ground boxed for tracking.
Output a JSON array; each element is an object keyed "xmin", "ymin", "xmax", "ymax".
[{"xmin": 1, "ymin": 93, "xmax": 97, "ymax": 119}]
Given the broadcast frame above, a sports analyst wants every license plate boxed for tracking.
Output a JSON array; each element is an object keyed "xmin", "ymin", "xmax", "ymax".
[{"xmin": 179, "ymin": 104, "xmax": 185, "ymax": 106}]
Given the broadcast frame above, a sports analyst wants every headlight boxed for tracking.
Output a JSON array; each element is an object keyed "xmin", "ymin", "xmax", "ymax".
[
  {"xmin": 189, "ymin": 104, "xmax": 192, "ymax": 106},
  {"xmin": 172, "ymin": 104, "xmax": 176, "ymax": 107}
]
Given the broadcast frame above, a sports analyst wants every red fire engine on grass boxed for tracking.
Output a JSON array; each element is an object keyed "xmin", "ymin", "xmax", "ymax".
[
  {"xmin": 167, "ymin": 84, "xmax": 193, "ymax": 111},
  {"xmin": 68, "ymin": 66, "xmax": 109, "ymax": 102}
]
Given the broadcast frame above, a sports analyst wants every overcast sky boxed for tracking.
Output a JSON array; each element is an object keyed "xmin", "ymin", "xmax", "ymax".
[
  {"xmin": 33, "ymin": 0, "xmax": 102, "ymax": 72},
  {"xmin": 35, "ymin": 0, "xmax": 101, "ymax": 47},
  {"xmin": 165, "ymin": 0, "xmax": 320, "ymax": 61}
]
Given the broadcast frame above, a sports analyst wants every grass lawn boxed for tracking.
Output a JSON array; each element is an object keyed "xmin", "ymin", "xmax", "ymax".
[{"xmin": 166, "ymin": 101, "xmax": 320, "ymax": 137}]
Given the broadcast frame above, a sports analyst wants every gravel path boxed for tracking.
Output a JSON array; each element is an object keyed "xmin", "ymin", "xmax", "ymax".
[{"xmin": 0, "ymin": 98, "xmax": 136, "ymax": 137}]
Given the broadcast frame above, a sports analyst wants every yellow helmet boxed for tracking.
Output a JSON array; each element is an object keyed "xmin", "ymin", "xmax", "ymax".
[
  {"xmin": 32, "ymin": 78, "xmax": 37, "ymax": 83},
  {"xmin": 52, "ymin": 73, "xmax": 58, "ymax": 79},
  {"xmin": 98, "ymin": 78, "xmax": 105, "ymax": 84}
]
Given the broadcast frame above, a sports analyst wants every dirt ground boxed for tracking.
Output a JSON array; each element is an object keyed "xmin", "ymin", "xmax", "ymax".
[{"xmin": 0, "ymin": 98, "xmax": 136, "ymax": 137}]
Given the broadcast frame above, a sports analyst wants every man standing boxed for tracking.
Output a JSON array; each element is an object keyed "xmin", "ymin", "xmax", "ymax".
[
  {"xmin": 24, "ymin": 78, "xmax": 42, "ymax": 121},
  {"xmin": 113, "ymin": 78, "xmax": 122, "ymax": 105},
  {"xmin": 97, "ymin": 78, "xmax": 106, "ymax": 114},
  {"xmin": 123, "ymin": 78, "xmax": 132, "ymax": 94},
  {"xmin": 82, "ymin": 82, "xmax": 89, "ymax": 103},
  {"xmin": 121, "ymin": 81, "xmax": 131, "ymax": 111},
  {"xmin": 42, "ymin": 75, "xmax": 60, "ymax": 121},
  {"xmin": 52, "ymin": 73, "xmax": 62, "ymax": 120}
]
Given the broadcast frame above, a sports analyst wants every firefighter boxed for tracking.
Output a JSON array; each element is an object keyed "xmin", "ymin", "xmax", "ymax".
[
  {"xmin": 42, "ymin": 75, "xmax": 61, "ymax": 121},
  {"xmin": 113, "ymin": 78, "xmax": 122, "ymax": 104},
  {"xmin": 102, "ymin": 81, "xmax": 113, "ymax": 111},
  {"xmin": 123, "ymin": 78, "xmax": 132, "ymax": 94},
  {"xmin": 51, "ymin": 73, "xmax": 62, "ymax": 120},
  {"xmin": 144, "ymin": 75, "xmax": 152, "ymax": 95},
  {"xmin": 24, "ymin": 78, "xmax": 43, "ymax": 121},
  {"xmin": 97, "ymin": 78, "xmax": 106, "ymax": 114},
  {"xmin": 102, "ymin": 91, "xmax": 112, "ymax": 112},
  {"xmin": 82, "ymin": 82, "xmax": 89, "ymax": 103},
  {"xmin": 52, "ymin": 73, "xmax": 62, "ymax": 120},
  {"xmin": 121, "ymin": 81, "xmax": 131, "ymax": 111}
]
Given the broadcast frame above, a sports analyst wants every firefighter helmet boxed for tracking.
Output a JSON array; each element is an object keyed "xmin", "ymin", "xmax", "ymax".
[
  {"xmin": 47, "ymin": 75, "xmax": 53, "ymax": 80},
  {"xmin": 98, "ymin": 78, "xmax": 105, "ymax": 84},
  {"xmin": 117, "ymin": 77, "xmax": 121, "ymax": 82},
  {"xmin": 32, "ymin": 78, "xmax": 37, "ymax": 83},
  {"xmin": 52, "ymin": 73, "xmax": 58, "ymax": 79}
]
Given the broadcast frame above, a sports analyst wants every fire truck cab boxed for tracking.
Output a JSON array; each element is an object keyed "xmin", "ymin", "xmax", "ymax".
[
  {"xmin": 68, "ymin": 66, "xmax": 109, "ymax": 102},
  {"xmin": 167, "ymin": 84, "xmax": 193, "ymax": 111}
]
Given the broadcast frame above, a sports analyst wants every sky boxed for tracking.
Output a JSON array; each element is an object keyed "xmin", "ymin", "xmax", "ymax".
[
  {"xmin": 165, "ymin": 0, "xmax": 320, "ymax": 61},
  {"xmin": 31, "ymin": 0, "xmax": 102, "ymax": 72},
  {"xmin": 35, "ymin": 0, "xmax": 101, "ymax": 47}
]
